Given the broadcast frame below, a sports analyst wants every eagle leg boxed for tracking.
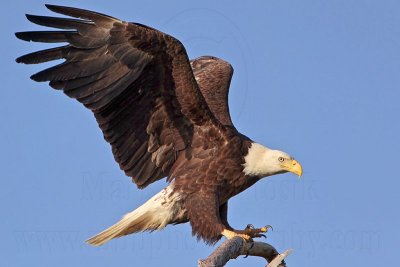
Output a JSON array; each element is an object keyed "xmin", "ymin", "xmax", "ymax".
[
  {"xmin": 221, "ymin": 224, "xmax": 272, "ymax": 242},
  {"xmin": 221, "ymin": 228, "xmax": 252, "ymax": 241}
]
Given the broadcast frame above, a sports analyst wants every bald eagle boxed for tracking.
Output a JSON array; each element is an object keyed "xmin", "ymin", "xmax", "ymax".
[{"xmin": 16, "ymin": 5, "xmax": 302, "ymax": 246}]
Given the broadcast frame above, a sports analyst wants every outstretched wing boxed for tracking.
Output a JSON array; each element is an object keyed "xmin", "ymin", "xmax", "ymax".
[
  {"xmin": 16, "ymin": 5, "xmax": 218, "ymax": 188},
  {"xmin": 191, "ymin": 56, "xmax": 234, "ymax": 126}
]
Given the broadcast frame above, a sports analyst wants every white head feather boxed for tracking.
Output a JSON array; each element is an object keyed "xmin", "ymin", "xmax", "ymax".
[{"xmin": 242, "ymin": 143, "xmax": 292, "ymax": 177}]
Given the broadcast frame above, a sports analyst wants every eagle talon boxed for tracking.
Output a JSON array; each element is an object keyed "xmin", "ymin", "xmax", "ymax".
[
  {"xmin": 257, "ymin": 234, "xmax": 266, "ymax": 239},
  {"xmin": 264, "ymin": 225, "xmax": 273, "ymax": 232},
  {"xmin": 243, "ymin": 242, "xmax": 255, "ymax": 258},
  {"xmin": 242, "ymin": 224, "xmax": 272, "ymax": 239},
  {"xmin": 246, "ymin": 224, "xmax": 254, "ymax": 229}
]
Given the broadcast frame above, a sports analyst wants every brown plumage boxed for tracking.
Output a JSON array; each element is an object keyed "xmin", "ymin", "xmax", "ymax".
[{"xmin": 16, "ymin": 5, "xmax": 303, "ymax": 247}]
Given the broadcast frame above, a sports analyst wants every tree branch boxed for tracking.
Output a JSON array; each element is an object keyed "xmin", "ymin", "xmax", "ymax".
[{"xmin": 198, "ymin": 237, "xmax": 292, "ymax": 267}]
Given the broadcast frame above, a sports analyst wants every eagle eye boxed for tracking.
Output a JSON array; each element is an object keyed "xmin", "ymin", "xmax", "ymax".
[{"xmin": 278, "ymin": 157, "xmax": 285, "ymax": 162}]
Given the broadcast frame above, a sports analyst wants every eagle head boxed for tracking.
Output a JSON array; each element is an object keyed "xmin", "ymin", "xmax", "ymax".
[{"xmin": 242, "ymin": 143, "xmax": 303, "ymax": 178}]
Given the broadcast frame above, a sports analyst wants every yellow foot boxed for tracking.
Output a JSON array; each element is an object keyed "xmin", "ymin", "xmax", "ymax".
[
  {"xmin": 222, "ymin": 229, "xmax": 252, "ymax": 241},
  {"xmin": 221, "ymin": 224, "xmax": 273, "ymax": 242}
]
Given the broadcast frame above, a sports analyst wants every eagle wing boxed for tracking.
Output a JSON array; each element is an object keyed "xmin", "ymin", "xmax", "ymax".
[
  {"xmin": 191, "ymin": 56, "xmax": 234, "ymax": 126},
  {"xmin": 16, "ymin": 5, "xmax": 219, "ymax": 188}
]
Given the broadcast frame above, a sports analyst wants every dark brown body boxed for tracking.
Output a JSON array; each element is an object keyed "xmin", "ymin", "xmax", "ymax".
[{"xmin": 170, "ymin": 126, "xmax": 260, "ymax": 244}]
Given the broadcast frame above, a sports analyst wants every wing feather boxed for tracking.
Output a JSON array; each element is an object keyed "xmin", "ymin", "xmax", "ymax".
[
  {"xmin": 16, "ymin": 5, "xmax": 219, "ymax": 188},
  {"xmin": 15, "ymin": 31, "xmax": 75, "ymax": 43},
  {"xmin": 16, "ymin": 46, "xmax": 69, "ymax": 64},
  {"xmin": 191, "ymin": 56, "xmax": 234, "ymax": 126},
  {"xmin": 31, "ymin": 55, "xmax": 116, "ymax": 82},
  {"xmin": 25, "ymin": 14, "xmax": 96, "ymax": 35}
]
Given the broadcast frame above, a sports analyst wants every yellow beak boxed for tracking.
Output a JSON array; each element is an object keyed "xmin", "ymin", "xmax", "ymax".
[{"xmin": 282, "ymin": 159, "xmax": 303, "ymax": 177}]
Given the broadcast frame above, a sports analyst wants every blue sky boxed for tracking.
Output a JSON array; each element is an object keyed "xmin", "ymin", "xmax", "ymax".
[{"xmin": 1, "ymin": 0, "xmax": 399, "ymax": 266}]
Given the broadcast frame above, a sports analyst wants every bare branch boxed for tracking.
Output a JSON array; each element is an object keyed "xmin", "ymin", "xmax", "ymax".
[{"xmin": 198, "ymin": 237, "xmax": 292, "ymax": 267}]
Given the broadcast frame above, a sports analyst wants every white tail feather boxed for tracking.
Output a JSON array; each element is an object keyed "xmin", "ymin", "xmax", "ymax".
[{"xmin": 86, "ymin": 185, "xmax": 181, "ymax": 246}]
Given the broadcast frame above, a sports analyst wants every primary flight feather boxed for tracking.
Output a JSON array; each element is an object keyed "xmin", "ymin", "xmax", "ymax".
[{"xmin": 16, "ymin": 4, "xmax": 302, "ymax": 246}]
